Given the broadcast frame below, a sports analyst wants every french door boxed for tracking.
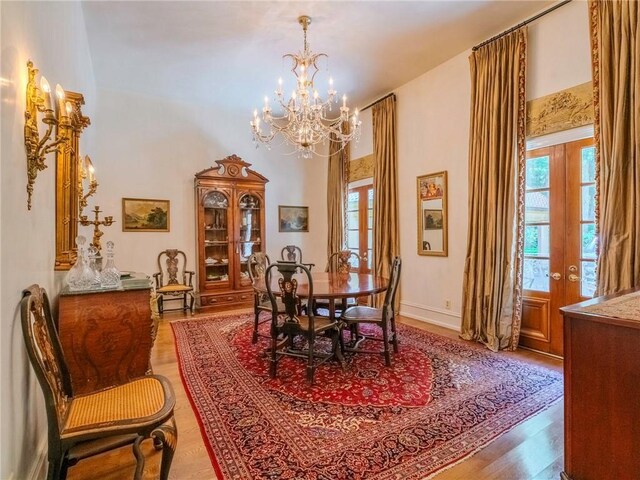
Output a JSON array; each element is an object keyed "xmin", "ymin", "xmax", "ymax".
[
  {"xmin": 346, "ymin": 185, "xmax": 374, "ymax": 273},
  {"xmin": 519, "ymin": 138, "xmax": 597, "ymax": 356}
]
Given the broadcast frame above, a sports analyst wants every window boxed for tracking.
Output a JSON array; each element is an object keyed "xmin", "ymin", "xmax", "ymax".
[{"xmin": 346, "ymin": 185, "xmax": 373, "ymax": 273}]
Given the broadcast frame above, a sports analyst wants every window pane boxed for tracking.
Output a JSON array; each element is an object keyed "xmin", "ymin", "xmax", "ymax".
[
  {"xmin": 581, "ymin": 261, "xmax": 597, "ymax": 297},
  {"xmin": 581, "ymin": 147, "xmax": 596, "ymax": 183},
  {"xmin": 348, "ymin": 230, "xmax": 359, "ymax": 250},
  {"xmin": 368, "ymin": 209, "xmax": 373, "ymax": 229},
  {"xmin": 524, "ymin": 225, "xmax": 550, "ymax": 257},
  {"xmin": 368, "ymin": 229, "xmax": 372, "ymax": 248},
  {"xmin": 525, "ymin": 191, "xmax": 550, "ymax": 223},
  {"xmin": 351, "ymin": 255, "xmax": 360, "ymax": 268},
  {"xmin": 582, "ymin": 223, "xmax": 597, "ymax": 259},
  {"xmin": 581, "ymin": 185, "xmax": 595, "ymax": 221},
  {"xmin": 526, "ymin": 156, "xmax": 550, "ymax": 190},
  {"xmin": 347, "ymin": 211, "xmax": 359, "ymax": 229},
  {"xmin": 523, "ymin": 258, "xmax": 550, "ymax": 292},
  {"xmin": 368, "ymin": 189, "xmax": 373, "ymax": 208},
  {"xmin": 368, "ymin": 249, "xmax": 373, "ymax": 269},
  {"xmin": 348, "ymin": 192, "xmax": 359, "ymax": 211}
]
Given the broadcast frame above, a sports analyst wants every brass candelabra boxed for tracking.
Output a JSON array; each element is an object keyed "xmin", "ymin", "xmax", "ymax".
[
  {"xmin": 78, "ymin": 155, "xmax": 98, "ymax": 215},
  {"xmin": 79, "ymin": 206, "xmax": 114, "ymax": 253}
]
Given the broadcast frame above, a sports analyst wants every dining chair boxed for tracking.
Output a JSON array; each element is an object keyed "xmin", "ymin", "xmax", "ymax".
[
  {"xmin": 20, "ymin": 285, "xmax": 177, "ymax": 480},
  {"xmin": 153, "ymin": 249, "xmax": 195, "ymax": 314},
  {"xmin": 314, "ymin": 250, "xmax": 362, "ymax": 315},
  {"xmin": 280, "ymin": 245, "xmax": 315, "ymax": 270},
  {"xmin": 247, "ymin": 252, "xmax": 286, "ymax": 343},
  {"xmin": 265, "ymin": 262, "xmax": 341, "ymax": 384},
  {"xmin": 341, "ymin": 256, "xmax": 402, "ymax": 366}
]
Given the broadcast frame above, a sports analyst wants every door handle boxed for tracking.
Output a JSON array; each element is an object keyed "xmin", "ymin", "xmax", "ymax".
[
  {"xmin": 547, "ymin": 272, "xmax": 562, "ymax": 281},
  {"xmin": 568, "ymin": 273, "xmax": 581, "ymax": 282}
]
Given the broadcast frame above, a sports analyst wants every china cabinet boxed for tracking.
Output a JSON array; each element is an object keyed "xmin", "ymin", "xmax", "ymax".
[{"xmin": 195, "ymin": 155, "xmax": 268, "ymax": 311}]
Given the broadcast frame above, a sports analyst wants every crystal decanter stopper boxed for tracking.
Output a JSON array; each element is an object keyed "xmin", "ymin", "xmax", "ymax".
[
  {"xmin": 100, "ymin": 240, "xmax": 121, "ymax": 288},
  {"xmin": 66, "ymin": 235, "xmax": 95, "ymax": 291}
]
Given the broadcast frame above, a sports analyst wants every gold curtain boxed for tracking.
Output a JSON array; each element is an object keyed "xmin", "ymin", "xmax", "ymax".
[
  {"xmin": 372, "ymin": 96, "xmax": 400, "ymax": 309},
  {"xmin": 460, "ymin": 28, "xmax": 527, "ymax": 352},
  {"xmin": 590, "ymin": 0, "xmax": 640, "ymax": 295},
  {"xmin": 327, "ymin": 130, "xmax": 349, "ymax": 257}
]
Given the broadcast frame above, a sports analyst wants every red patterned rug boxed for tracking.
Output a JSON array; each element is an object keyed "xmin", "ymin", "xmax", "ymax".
[{"xmin": 172, "ymin": 313, "xmax": 563, "ymax": 480}]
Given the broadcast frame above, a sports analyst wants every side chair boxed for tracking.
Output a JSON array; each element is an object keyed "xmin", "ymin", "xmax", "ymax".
[
  {"xmin": 265, "ymin": 262, "xmax": 342, "ymax": 384},
  {"xmin": 21, "ymin": 285, "xmax": 177, "ymax": 480},
  {"xmin": 280, "ymin": 245, "xmax": 315, "ymax": 270},
  {"xmin": 314, "ymin": 250, "xmax": 361, "ymax": 315},
  {"xmin": 247, "ymin": 252, "xmax": 286, "ymax": 344},
  {"xmin": 154, "ymin": 249, "xmax": 195, "ymax": 314},
  {"xmin": 341, "ymin": 256, "xmax": 402, "ymax": 366}
]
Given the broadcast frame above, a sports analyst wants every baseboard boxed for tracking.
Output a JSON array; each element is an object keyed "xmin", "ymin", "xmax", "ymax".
[
  {"xmin": 400, "ymin": 301, "xmax": 460, "ymax": 331},
  {"xmin": 27, "ymin": 438, "xmax": 47, "ymax": 480}
]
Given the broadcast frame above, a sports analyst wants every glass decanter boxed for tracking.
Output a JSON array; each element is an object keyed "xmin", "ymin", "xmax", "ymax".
[
  {"xmin": 100, "ymin": 240, "xmax": 122, "ymax": 288},
  {"xmin": 65, "ymin": 236, "xmax": 94, "ymax": 291},
  {"xmin": 87, "ymin": 244, "xmax": 102, "ymax": 287}
]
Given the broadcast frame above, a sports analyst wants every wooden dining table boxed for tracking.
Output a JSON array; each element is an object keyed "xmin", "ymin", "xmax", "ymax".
[{"xmin": 259, "ymin": 271, "xmax": 389, "ymax": 320}]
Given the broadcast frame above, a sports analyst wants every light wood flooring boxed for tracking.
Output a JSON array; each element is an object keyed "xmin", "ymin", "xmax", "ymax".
[{"xmin": 68, "ymin": 309, "xmax": 564, "ymax": 480}]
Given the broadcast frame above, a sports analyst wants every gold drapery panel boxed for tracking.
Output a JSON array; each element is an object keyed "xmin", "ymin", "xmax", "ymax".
[
  {"xmin": 372, "ymin": 95, "xmax": 400, "ymax": 310},
  {"xmin": 327, "ymin": 130, "xmax": 349, "ymax": 256},
  {"xmin": 461, "ymin": 27, "xmax": 527, "ymax": 352},
  {"xmin": 590, "ymin": 0, "xmax": 640, "ymax": 295}
]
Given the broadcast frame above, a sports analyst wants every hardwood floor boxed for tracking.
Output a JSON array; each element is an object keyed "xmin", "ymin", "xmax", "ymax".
[{"xmin": 68, "ymin": 310, "xmax": 564, "ymax": 480}]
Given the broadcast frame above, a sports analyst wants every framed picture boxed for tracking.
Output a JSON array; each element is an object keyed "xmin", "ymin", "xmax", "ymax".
[
  {"xmin": 278, "ymin": 205, "xmax": 309, "ymax": 232},
  {"xmin": 417, "ymin": 171, "xmax": 447, "ymax": 256},
  {"xmin": 122, "ymin": 198, "xmax": 170, "ymax": 232}
]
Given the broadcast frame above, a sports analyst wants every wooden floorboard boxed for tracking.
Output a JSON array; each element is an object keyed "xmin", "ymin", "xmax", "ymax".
[{"xmin": 68, "ymin": 309, "xmax": 564, "ymax": 480}]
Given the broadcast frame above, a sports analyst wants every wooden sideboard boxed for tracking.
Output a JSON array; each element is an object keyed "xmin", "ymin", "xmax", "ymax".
[
  {"xmin": 58, "ymin": 274, "xmax": 156, "ymax": 395},
  {"xmin": 560, "ymin": 288, "xmax": 640, "ymax": 480}
]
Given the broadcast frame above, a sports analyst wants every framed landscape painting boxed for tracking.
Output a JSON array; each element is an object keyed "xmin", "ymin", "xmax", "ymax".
[
  {"xmin": 122, "ymin": 198, "xmax": 170, "ymax": 232},
  {"xmin": 279, "ymin": 205, "xmax": 309, "ymax": 232},
  {"xmin": 417, "ymin": 171, "xmax": 448, "ymax": 256}
]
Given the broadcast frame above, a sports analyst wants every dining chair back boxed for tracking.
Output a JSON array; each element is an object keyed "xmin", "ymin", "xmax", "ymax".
[
  {"xmin": 326, "ymin": 250, "xmax": 360, "ymax": 274},
  {"xmin": 280, "ymin": 245, "xmax": 315, "ymax": 270},
  {"xmin": 247, "ymin": 252, "xmax": 275, "ymax": 343}
]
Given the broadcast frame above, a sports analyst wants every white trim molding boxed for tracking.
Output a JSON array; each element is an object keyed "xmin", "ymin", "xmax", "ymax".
[
  {"xmin": 526, "ymin": 124, "xmax": 594, "ymax": 150},
  {"xmin": 400, "ymin": 301, "xmax": 461, "ymax": 331}
]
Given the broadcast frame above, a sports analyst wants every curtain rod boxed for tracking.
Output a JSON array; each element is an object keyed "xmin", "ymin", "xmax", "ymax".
[
  {"xmin": 472, "ymin": 0, "xmax": 572, "ymax": 51},
  {"xmin": 361, "ymin": 92, "xmax": 396, "ymax": 112}
]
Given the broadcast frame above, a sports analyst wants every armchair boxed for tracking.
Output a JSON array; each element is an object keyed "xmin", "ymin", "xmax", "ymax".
[{"xmin": 154, "ymin": 249, "xmax": 195, "ymax": 314}]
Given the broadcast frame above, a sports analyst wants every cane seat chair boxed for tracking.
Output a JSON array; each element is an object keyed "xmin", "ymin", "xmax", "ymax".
[
  {"xmin": 341, "ymin": 256, "xmax": 402, "ymax": 367},
  {"xmin": 265, "ymin": 262, "xmax": 342, "ymax": 384},
  {"xmin": 21, "ymin": 285, "xmax": 177, "ymax": 480},
  {"xmin": 247, "ymin": 252, "xmax": 286, "ymax": 344},
  {"xmin": 314, "ymin": 250, "xmax": 361, "ymax": 315},
  {"xmin": 280, "ymin": 245, "xmax": 315, "ymax": 270},
  {"xmin": 154, "ymin": 249, "xmax": 195, "ymax": 314}
]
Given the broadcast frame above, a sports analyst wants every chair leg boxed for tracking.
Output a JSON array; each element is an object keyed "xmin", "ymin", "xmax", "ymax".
[
  {"xmin": 189, "ymin": 293, "xmax": 195, "ymax": 313},
  {"xmin": 132, "ymin": 436, "xmax": 145, "ymax": 480},
  {"xmin": 269, "ymin": 334, "xmax": 278, "ymax": 378},
  {"xmin": 158, "ymin": 296, "xmax": 164, "ymax": 315},
  {"xmin": 307, "ymin": 340, "xmax": 315, "ymax": 384},
  {"xmin": 382, "ymin": 321, "xmax": 392, "ymax": 367},
  {"xmin": 46, "ymin": 454, "xmax": 65, "ymax": 480},
  {"xmin": 151, "ymin": 417, "xmax": 178, "ymax": 480},
  {"xmin": 252, "ymin": 308, "xmax": 260, "ymax": 344},
  {"xmin": 390, "ymin": 315, "xmax": 399, "ymax": 353}
]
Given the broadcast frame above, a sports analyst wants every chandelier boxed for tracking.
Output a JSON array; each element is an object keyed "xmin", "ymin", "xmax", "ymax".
[{"xmin": 251, "ymin": 15, "xmax": 361, "ymax": 159}]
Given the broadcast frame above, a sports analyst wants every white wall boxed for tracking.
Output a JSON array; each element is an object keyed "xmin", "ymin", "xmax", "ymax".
[
  {"xmin": 92, "ymin": 88, "xmax": 328, "ymax": 282},
  {"xmin": 0, "ymin": 2, "xmax": 96, "ymax": 478},
  {"xmin": 359, "ymin": 1, "xmax": 592, "ymax": 330}
]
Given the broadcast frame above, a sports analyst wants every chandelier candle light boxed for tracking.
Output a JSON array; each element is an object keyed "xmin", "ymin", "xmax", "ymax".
[{"xmin": 250, "ymin": 15, "xmax": 361, "ymax": 158}]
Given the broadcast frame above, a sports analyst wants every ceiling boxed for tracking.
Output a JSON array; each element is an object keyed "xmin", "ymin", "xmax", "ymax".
[{"xmin": 82, "ymin": 1, "xmax": 553, "ymax": 112}]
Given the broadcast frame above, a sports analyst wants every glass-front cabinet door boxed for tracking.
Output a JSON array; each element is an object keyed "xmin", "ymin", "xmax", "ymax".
[
  {"xmin": 236, "ymin": 193, "xmax": 262, "ymax": 289},
  {"xmin": 202, "ymin": 190, "xmax": 232, "ymax": 289}
]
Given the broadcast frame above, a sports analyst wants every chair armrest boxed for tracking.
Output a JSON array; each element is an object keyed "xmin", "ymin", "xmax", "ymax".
[
  {"xmin": 184, "ymin": 271, "xmax": 196, "ymax": 287},
  {"xmin": 152, "ymin": 272, "xmax": 162, "ymax": 289}
]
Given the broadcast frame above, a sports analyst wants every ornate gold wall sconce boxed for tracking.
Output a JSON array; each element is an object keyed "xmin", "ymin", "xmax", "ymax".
[
  {"xmin": 79, "ymin": 205, "xmax": 115, "ymax": 253},
  {"xmin": 24, "ymin": 60, "xmax": 71, "ymax": 210},
  {"xmin": 78, "ymin": 155, "xmax": 98, "ymax": 215}
]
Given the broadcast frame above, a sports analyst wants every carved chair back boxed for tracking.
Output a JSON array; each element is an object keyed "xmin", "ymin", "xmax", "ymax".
[
  {"xmin": 247, "ymin": 252, "xmax": 271, "ymax": 284},
  {"xmin": 382, "ymin": 257, "xmax": 402, "ymax": 317},
  {"xmin": 156, "ymin": 249, "xmax": 190, "ymax": 286},
  {"xmin": 21, "ymin": 285, "xmax": 73, "ymax": 447},
  {"xmin": 265, "ymin": 262, "xmax": 315, "ymax": 336},
  {"xmin": 281, "ymin": 245, "xmax": 304, "ymax": 263},
  {"xmin": 326, "ymin": 250, "xmax": 361, "ymax": 274}
]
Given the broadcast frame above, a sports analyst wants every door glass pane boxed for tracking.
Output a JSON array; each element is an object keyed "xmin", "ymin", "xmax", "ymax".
[
  {"xmin": 347, "ymin": 211, "xmax": 358, "ymax": 228},
  {"xmin": 368, "ymin": 209, "xmax": 373, "ymax": 229},
  {"xmin": 368, "ymin": 189, "xmax": 373, "ymax": 208},
  {"xmin": 526, "ymin": 156, "xmax": 550, "ymax": 189},
  {"xmin": 581, "ymin": 147, "xmax": 596, "ymax": 183},
  {"xmin": 525, "ymin": 191, "xmax": 550, "ymax": 223},
  {"xmin": 348, "ymin": 230, "xmax": 359, "ymax": 250},
  {"xmin": 348, "ymin": 192, "xmax": 359, "ymax": 211},
  {"xmin": 581, "ymin": 185, "xmax": 596, "ymax": 221},
  {"xmin": 581, "ymin": 261, "xmax": 597, "ymax": 297},
  {"xmin": 368, "ymin": 249, "xmax": 373, "ymax": 269},
  {"xmin": 523, "ymin": 258, "xmax": 550, "ymax": 292},
  {"xmin": 368, "ymin": 229, "xmax": 372, "ymax": 247},
  {"xmin": 524, "ymin": 225, "xmax": 550, "ymax": 257},
  {"xmin": 581, "ymin": 223, "xmax": 597, "ymax": 259}
]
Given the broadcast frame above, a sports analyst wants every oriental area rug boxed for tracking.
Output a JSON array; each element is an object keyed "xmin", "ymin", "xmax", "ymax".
[{"xmin": 171, "ymin": 313, "xmax": 563, "ymax": 480}]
